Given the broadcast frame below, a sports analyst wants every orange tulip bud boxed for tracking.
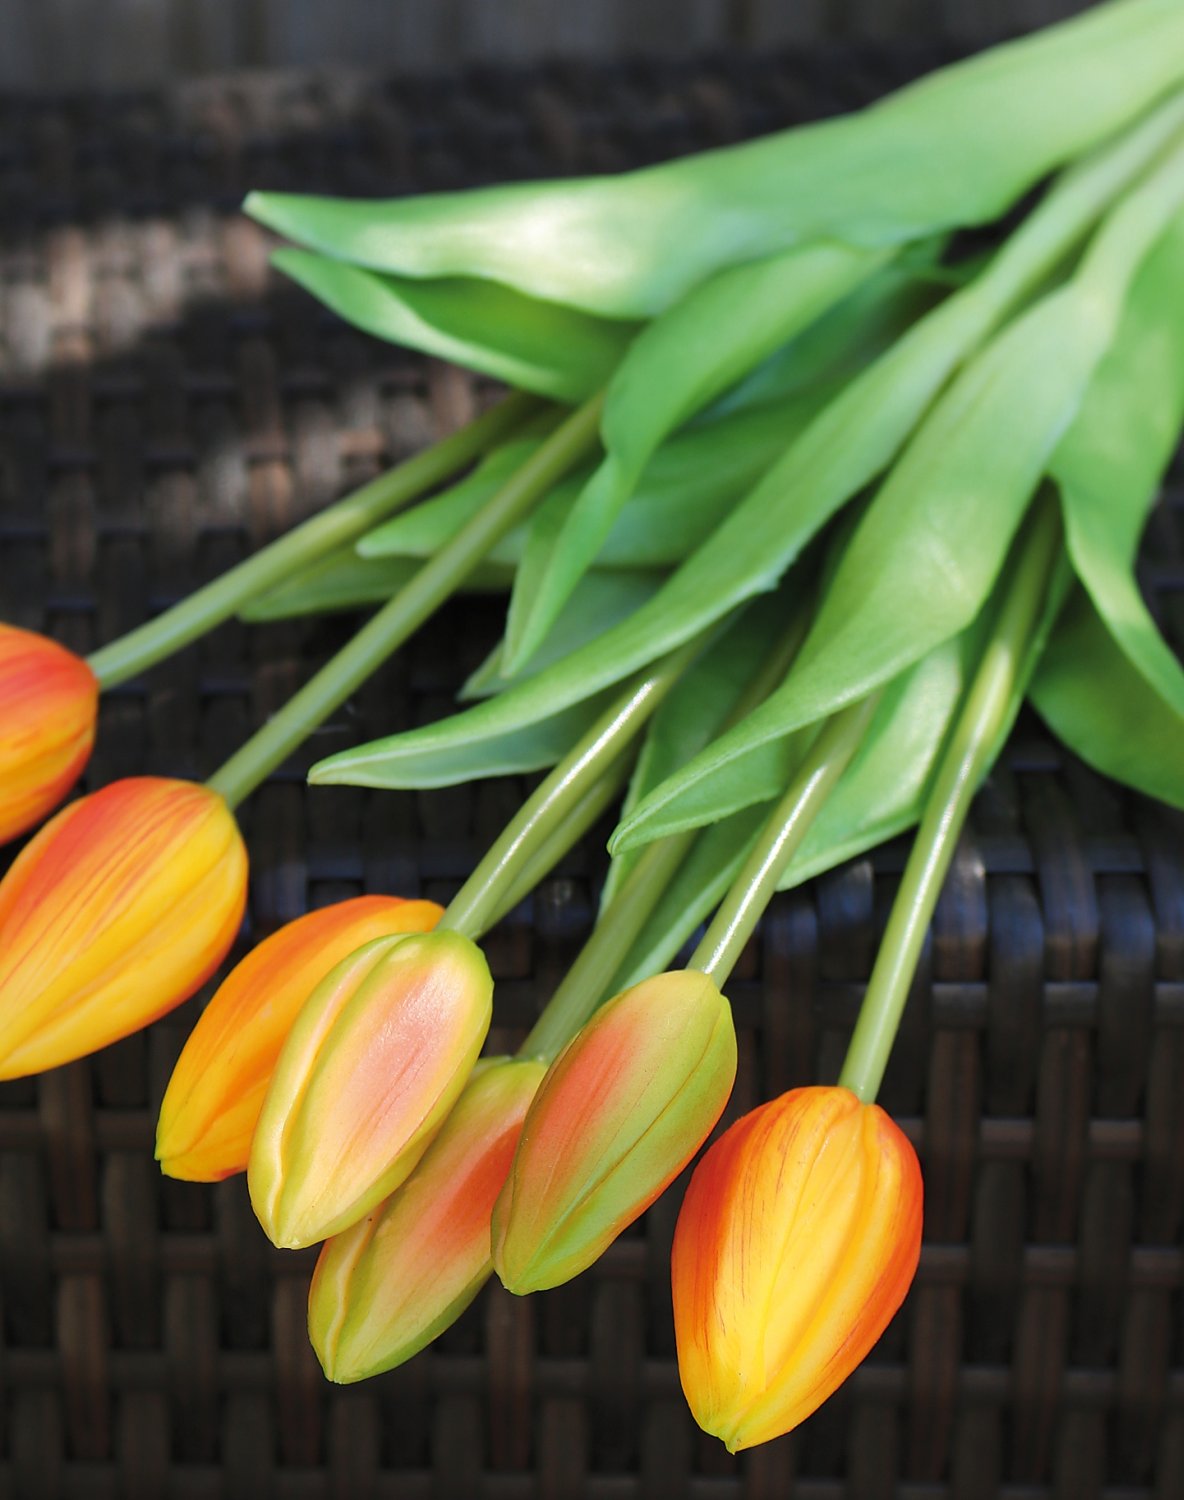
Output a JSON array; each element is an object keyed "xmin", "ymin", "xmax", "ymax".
[
  {"xmin": 248, "ymin": 928, "xmax": 492, "ymax": 1249},
  {"xmin": 156, "ymin": 894, "xmax": 444, "ymax": 1182},
  {"xmin": 0, "ymin": 623, "xmax": 98, "ymax": 845},
  {"xmin": 310, "ymin": 1055, "xmax": 545, "ymax": 1382},
  {"xmin": 0, "ymin": 776, "xmax": 248, "ymax": 1080},
  {"xmin": 672, "ymin": 1085, "xmax": 923, "ymax": 1451},
  {"xmin": 492, "ymin": 970, "xmax": 736, "ymax": 1294}
]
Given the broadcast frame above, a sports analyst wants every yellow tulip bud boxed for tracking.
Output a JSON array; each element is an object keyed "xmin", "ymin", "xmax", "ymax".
[
  {"xmin": 0, "ymin": 777, "xmax": 246, "ymax": 1079},
  {"xmin": 672, "ymin": 1085, "xmax": 923, "ymax": 1450},
  {"xmin": 248, "ymin": 929, "xmax": 492, "ymax": 1249},
  {"xmin": 156, "ymin": 894, "xmax": 443, "ymax": 1182}
]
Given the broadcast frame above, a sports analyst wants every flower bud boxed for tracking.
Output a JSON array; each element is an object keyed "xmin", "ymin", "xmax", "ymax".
[
  {"xmin": 672, "ymin": 1085, "xmax": 923, "ymax": 1451},
  {"xmin": 0, "ymin": 777, "xmax": 247, "ymax": 1079},
  {"xmin": 310, "ymin": 1056, "xmax": 545, "ymax": 1382},
  {"xmin": 492, "ymin": 969, "xmax": 736, "ymax": 1293},
  {"xmin": 0, "ymin": 623, "xmax": 98, "ymax": 845},
  {"xmin": 248, "ymin": 928, "xmax": 492, "ymax": 1249},
  {"xmin": 156, "ymin": 894, "xmax": 443, "ymax": 1182}
]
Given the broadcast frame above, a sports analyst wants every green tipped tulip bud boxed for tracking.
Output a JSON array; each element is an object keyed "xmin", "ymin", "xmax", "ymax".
[
  {"xmin": 310, "ymin": 1056, "xmax": 545, "ymax": 1382},
  {"xmin": 492, "ymin": 970, "xmax": 737, "ymax": 1293}
]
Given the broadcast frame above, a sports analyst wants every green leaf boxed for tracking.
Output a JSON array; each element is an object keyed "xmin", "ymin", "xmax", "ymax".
[
  {"xmin": 239, "ymin": 546, "xmax": 513, "ymax": 621},
  {"xmin": 318, "ymin": 689, "xmax": 615, "ymax": 790},
  {"xmin": 509, "ymin": 378, "xmax": 846, "ymax": 590},
  {"xmin": 599, "ymin": 592, "xmax": 799, "ymax": 908},
  {"xmin": 246, "ymin": 2, "xmax": 1184, "ymax": 315},
  {"xmin": 358, "ymin": 435, "xmax": 571, "ymax": 566},
  {"xmin": 619, "ymin": 142, "xmax": 1184, "ymax": 815},
  {"xmin": 306, "ymin": 114, "xmax": 1184, "ymax": 792},
  {"xmin": 363, "ymin": 384, "xmax": 838, "ymax": 574},
  {"xmin": 780, "ymin": 551, "xmax": 1071, "ymax": 890},
  {"xmin": 610, "ymin": 642, "xmax": 962, "ymax": 855},
  {"xmin": 613, "ymin": 532, "xmax": 1070, "ymax": 917},
  {"xmin": 502, "ymin": 241, "xmax": 889, "ymax": 670},
  {"xmin": 1051, "ymin": 213, "xmax": 1184, "ymax": 719},
  {"xmin": 1030, "ymin": 586, "xmax": 1184, "ymax": 808},
  {"xmin": 462, "ymin": 571, "xmax": 663, "ymax": 700},
  {"xmin": 697, "ymin": 250, "xmax": 944, "ymax": 421},
  {"xmin": 1026, "ymin": 212, "xmax": 1184, "ymax": 809},
  {"xmin": 272, "ymin": 249, "xmax": 637, "ymax": 402}
]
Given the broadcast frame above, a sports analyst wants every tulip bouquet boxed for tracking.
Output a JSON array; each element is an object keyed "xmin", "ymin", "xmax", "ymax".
[{"xmin": 4, "ymin": 0, "xmax": 1184, "ymax": 1457}]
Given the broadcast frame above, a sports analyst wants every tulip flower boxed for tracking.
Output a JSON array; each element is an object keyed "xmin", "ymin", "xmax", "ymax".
[
  {"xmin": 671, "ymin": 1085, "xmax": 923, "ymax": 1451},
  {"xmin": 0, "ymin": 776, "xmax": 248, "ymax": 1079},
  {"xmin": 0, "ymin": 623, "xmax": 99, "ymax": 845},
  {"xmin": 248, "ymin": 928, "xmax": 492, "ymax": 1249},
  {"xmin": 310, "ymin": 1055, "xmax": 545, "ymax": 1382},
  {"xmin": 156, "ymin": 893, "xmax": 444, "ymax": 1182},
  {"xmin": 492, "ymin": 969, "xmax": 736, "ymax": 1294}
]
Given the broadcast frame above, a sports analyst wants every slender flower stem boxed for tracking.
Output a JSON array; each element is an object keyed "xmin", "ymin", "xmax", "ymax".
[
  {"xmin": 838, "ymin": 497, "xmax": 1063, "ymax": 1103},
  {"xmin": 518, "ymin": 598, "xmax": 816, "ymax": 1061},
  {"xmin": 206, "ymin": 394, "xmax": 602, "ymax": 810},
  {"xmin": 484, "ymin": 756, "xmax": 635, "ymax": 932},
  {"xmin": 87, "ymin": 391, "xmax": 538, "ymax": 689},
  {"xmin": 439, "ymin": 632, "xmax": 706, "ymax": 942},
  {"xmin": 522, "ymin": 829, "xmax": 694, "ymax": 1062},
  {"xmin": 689, "ymin": 693, "xmax": 881, "ymax": 986}
]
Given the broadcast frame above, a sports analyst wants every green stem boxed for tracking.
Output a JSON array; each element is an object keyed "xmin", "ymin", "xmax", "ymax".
[
  {"xmin": 206, "ymin": 394, "xmax": 602, "ymax": 810},
  {"xmin": 518, "ymin": 596, "xmax": 816, "ymax": 1060},
  {"xmin": 838, "ymin": 498, "xmax": 1063, "ymax": 1103},
  {"xmin": 87, "ymin": 391, "xmax": 538, "ymax": 689},
  {"xmin": 439, "ymin": 633, "xmax": 704, "ymax": 942},
  {"xmin": 484, "ymin": 756, "xmax": 635, "ymax": 933},
  {"xmin": 689, "ymin": 692, "xmax": 880, "ymax": 986},
  {"xmin": 521, "ymin": 828, "xmax": 695, "ymax": 1062}
]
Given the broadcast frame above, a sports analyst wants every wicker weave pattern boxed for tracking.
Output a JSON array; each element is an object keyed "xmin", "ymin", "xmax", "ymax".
[{"xmin": 1, "ymin": 54, "xmax": 1183, "ymax": 1500}]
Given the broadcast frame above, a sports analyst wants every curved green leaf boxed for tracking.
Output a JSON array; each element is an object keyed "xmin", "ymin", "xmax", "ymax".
[
  {"xmin": 1051, "ymin": 213, "xmax": 1184, "ymax": 717},
  {"xmin": 613, "ymin": 542, "xmax": 1069, "ymax": 926},
  {"xmin": 272, "ymin": 249, "xmax": 637, "ymax": 401},
  {"xmin": 611, "ymin": 639, "xmax": 967, "ymax": 854},
  {"xmin": 1030, "ymin": 586, "xmax": 1184, "ymax": 808},
  {"xmin": 306, "ymin": 112, "xmax": 1184, "ymax": 792},
  {"xmin": 246, "ymin": 2, "xmax": 1184, "ymax": 315},
  {"xmin": 502, "ymin": 241, "xmax": 889, "ymax": 670},
  {"xmin": 462, "ymin": 571, "xmax": 663, "ymax": 700},
  {"xmin": 313, "ymin": 691, "xmax": 615, "ymax": 790},
  {"xmin": 599, "ymin": 591, "xmax": 799, "ymax": 908},
  {"xmin": 780, "ymin": 553, "xmax": 1071, "ymax": 890},
  {"xmin": 358, "ymin": 436, "xmax": 568, "ymax": 565},
  {"xmin": 618, "ymin": 143, "xmax": 1184, "ymax": 817},
  {"xmin": 511, "ymin": 378, "xmax": 846, "ymax": 586},
  {"xmin": 699, "ymin": 252, "xmax": 943, "ymax": 421},
  {"xmin": 363, "ymin": 384, "xmax": 838, "ymax": 574}
]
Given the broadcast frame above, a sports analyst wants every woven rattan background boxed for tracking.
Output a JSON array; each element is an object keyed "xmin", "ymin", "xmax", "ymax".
[{"xmin": 1, "ymin": 48, "xmax": 1183, "ymax": 1500}]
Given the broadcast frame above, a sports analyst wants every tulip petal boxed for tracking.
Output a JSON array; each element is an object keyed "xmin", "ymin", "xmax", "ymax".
[
  {"xmin": 0, "ymin": 624, "xmax": 98, "ymax": 844},
  {"xmin": 672, "ymin": 1086, "xmax": 922, "ymax": 1451},
  {"xmin": 249, "ymin": 929, "xmax": 493, "ymax": 1248},
  {"xmin": 156, "ymin": 894, "xmax": 443, "ymax": 1181},
  {"xmin": 0, "ymin": 777, "xmax": 247, "ymax": 1078}
]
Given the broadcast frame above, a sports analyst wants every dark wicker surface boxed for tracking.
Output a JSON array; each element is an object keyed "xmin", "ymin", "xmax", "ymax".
[{"xmin": 1, "ymin": 50, "xmax": 1183, "ymax": 1500}]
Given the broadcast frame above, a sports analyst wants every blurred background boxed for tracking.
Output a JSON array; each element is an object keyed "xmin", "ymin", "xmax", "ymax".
[{"xmin": 2, "ymin": 0, "xmax": 1098, "ymax": 91}]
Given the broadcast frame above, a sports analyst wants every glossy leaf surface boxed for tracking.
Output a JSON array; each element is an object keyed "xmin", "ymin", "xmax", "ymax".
[{"xmin": 246, "ymin": 3, "xmax": 1184, "ymax": 315}]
